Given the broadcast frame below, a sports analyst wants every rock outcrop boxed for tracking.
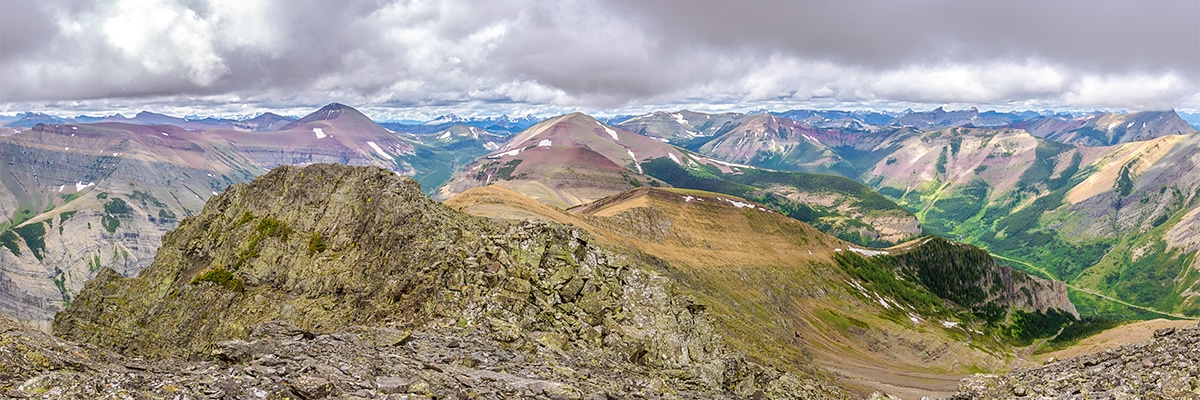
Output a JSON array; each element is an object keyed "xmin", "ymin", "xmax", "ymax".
[
  {"xmin": 953, "ymin": 324, "xmax": 1200, "ymax": 399},
  {"xmin": 39, "ymin": 164, "xmax": 843, "ymax": 398}
]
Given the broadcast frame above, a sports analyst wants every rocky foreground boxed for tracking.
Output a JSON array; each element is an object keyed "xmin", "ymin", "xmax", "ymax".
[
  {"xmin": 3, "ymin": 164, "xmax": 842, "ymax": 399},
  {"xmin": 953, "ymin": 324, "xmax": 1200, "ymax": 399}
]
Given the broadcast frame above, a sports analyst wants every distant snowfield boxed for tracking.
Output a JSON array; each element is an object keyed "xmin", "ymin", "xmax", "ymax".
[
  {"xmin": 668, "ymin": 153, "xmax": 681, "ymax": 164},
  {"xmin": 313, "ymin": 128, "xmax": 326, "ymax": 139},
  {"xmin": 366, "ymin": 141, "xmax": 392, "ymax": 159},
  {"xmin": 538, "ymin": 139, "xmax": 552, "ymax": 147},
  {"xmin": 75, "ymin": 181, "xmax": 94, "ymax": 192}
]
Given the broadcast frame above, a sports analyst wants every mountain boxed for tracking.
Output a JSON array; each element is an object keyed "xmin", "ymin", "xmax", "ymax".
[
  {"xmin": 889, "ymin": 107, "xmax": 1036, "ymax": 129},
  {"xmin": 0, "ymin": 121, "xmax": 267, "ymax": 327},
  {"xmin": 435, "ymin": 112, "xmax": 687, "ymax": 208},
  {"xmin": 0, "ymin": 103, "xmax": 496, "ymax": 326},
  {"xmin": 49, "ymin": 164, "xmax": 844, "ymax": 398},
  {"xmin": 693, "ymin": 113, "xmax": 856, "ymax": 174},
  {"xmin": 233, "ymin": 112, "xmax": 296, "ymax": 131},
  {"xmin": 447, "ymin": 184, "xmax": 1077, "ymax": 397},
  {"xmin": 639, "ymin": 158, "xmax": 922, "ymax": 246},
  {"xmin": 615, "ymin": 110, "xmax": 744, "ymax": 144},
  {"xmin": 1009, "ymin": 110, "xmax": 1195, "ymax": 146},
  {"xmin": 860, "ymin": 126, "xmax": 1200, "ymax": 318},
  {"xmin": 772, "ymin": 109, "xmax": 895, "ymax": 130},
  {"xmin": 381, "ymin": 114, "xmax": 540, "ymax": 135}
]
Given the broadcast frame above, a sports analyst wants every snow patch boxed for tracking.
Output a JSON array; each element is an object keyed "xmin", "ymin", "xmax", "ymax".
[
  {"xmin": 538, "ymin": 139, "xmax": 552, "ymax": 147},
  {"xmin": 64, "ymin": 147, "xmax": 69, "ymax": 151},
  {"xmin": 161, "ymin": 132, "xmax": 168, "ymax": 136},
  {"xmin": 366, "ymin": 141, "xmax": 392, "ymax": 159},
  {"xmin": 671, "ymin": 113, "xmax": 689, "ymax": 126},
  {"xmin": 668, "ymin": 153, "xmax": 681, "ymax": 164},
  {"xmin": 655, "ymin": 137, "xmax": 671, "ymax": 143},
  {"xmin": 58, "ymin": 185, "xmax": 64, "ymax": 192},
  {"xmin": 909, "ymin": 313, "xmax": 922, "ymax": 325},
  {"xmin": 626, "ymin": 149, "xmax": 643, "ymax": 173},
  {"xmin": 719, "ymin": 197, "xmax": 755, "ymax": 209},
  {"xmin": 848, "ymin": 247, "xmax": 889, "ymax": 257},
  {"xmin": 599, "ymin": 122, "xmax": 619, "ymax": 141},
  {"xmin": 438, "ymin": 131, "xmax": 451, "ymax": 140},
  {"xmin": 212, "ymin": 191, "xmax": 218, "ymax": 196},
  {"xmin": 313, "ymin": 128, "xmax": 326, "ymax": 139},
  {"xmin": 942, "ymin": 321, "xmax": 959, "ymax": 328},
  {"xmin": 71, "ymin": 126, "xmax": 77, "ymax": 130},
  {"xmin": 682, "ymin": 196, "xmax": 695, "ymax": 202},
  {"xmin": 75, "ymin": 181, "xmax": 94, "ymax": 192},
  {"xmin": 484, "ymin": 142, "xmax": 500, "ymax": 150},
  {"xmin": 488, "ymin": 149, "xmax": 521, "ymax": 159}
]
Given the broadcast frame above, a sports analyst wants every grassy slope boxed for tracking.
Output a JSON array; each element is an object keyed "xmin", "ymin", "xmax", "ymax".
[
  {"xmin": 447, "ymin": 185, "xmax": 1079, "ymax": 396},
  {"xmin": 641, "ymin": 157, "xmax": 918, "ymax": 247}
]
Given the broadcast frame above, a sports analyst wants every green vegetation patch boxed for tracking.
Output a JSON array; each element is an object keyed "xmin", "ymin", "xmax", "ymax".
[
  {"xmin": 1006, "ymin": 308, "xmax": 1076, "ymax": 346},
  {"xmin": 191, "ymin": 265, "xmax": 244, "ymax": 291},
  {"xmin": 1035, "ymin": 316, "xmax": 1123, "ymax": 354},
  {"xmin": 13, "ymin": 221, "xmax": 47, "ymax": 261},
  {"xmin": 307, "ymin": 232, "xmax": 327, "ymax": 255},
  {"xmin": 0, "ymin": 230, "xmax": 20, "ymax": 256}
]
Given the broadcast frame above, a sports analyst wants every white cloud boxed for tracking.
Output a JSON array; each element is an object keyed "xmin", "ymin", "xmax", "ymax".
[{"xmin": 100, "ymin": 0, "xmax": 227, "ymax": 85}]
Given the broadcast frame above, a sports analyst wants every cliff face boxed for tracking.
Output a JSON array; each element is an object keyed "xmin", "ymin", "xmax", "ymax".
[{"xmin": 48, "ymin": 163, "xmax": 842, "ymax": 398}]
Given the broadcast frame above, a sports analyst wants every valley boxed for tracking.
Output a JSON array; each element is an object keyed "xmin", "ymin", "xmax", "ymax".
[{"xmin": 2, "ymin": 104, "xmax": 1198, "ymax": 399}]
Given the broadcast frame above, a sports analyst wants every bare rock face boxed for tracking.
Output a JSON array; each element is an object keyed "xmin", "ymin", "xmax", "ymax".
[
  {"xmin": 953, "ymin": 324, "xmax": 1200, "ymax": 399},
  {"xmin": 37, "ymin": 164, "xmax": 843, "ymax": 398}
]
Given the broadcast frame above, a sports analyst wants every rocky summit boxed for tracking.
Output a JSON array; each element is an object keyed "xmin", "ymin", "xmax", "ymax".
[
  {"xmin": 15, "ymin": 163, "xmax": 842, "ymax": 399},
  {"xmin": 953, "ymin": 324, "xmax": 1200, "ymax": 399}
]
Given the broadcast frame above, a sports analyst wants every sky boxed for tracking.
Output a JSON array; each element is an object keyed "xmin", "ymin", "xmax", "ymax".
[{"xmin": 1, "ymin": 0, "xmax": 1198, "ymax": 120}]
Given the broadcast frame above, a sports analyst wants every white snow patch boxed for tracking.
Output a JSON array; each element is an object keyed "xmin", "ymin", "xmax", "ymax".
[
  {"xmin": 58, "ymin": 185, "xmax": 64, "ymax": 192},
  {"xmin": 600, "ymin": 122, "xmax": 619, "ymax": 140},
  {"xmin": 626, "ymin": 149, "xmax": 643, "ymax": 173},
  {"xmin": 70, "ymin": 133, "xmax": 75, "ymax": 137},
  {"xmin": 161, "ymin": 132, "xmax": 168, "ymax": 136},
  {"xmin": 848, "ymin": 247, "xmax": 889, "ymax": 257},
  {"xmin": 668, "ymin": 153, "xmax": 681, "ymax": 164},
  {"xmin": 802, "ymin": 134, "xmax": 820, "ymax": 145},
  {"xmin": 703, "ymin": 157, "xmax": 755, "ymax": 169},
  {"xmin": 671, "ymin": 113, "xmax": 689, "ymax": 126},
  {"xmin": 212, "ymin": 191, "xmax": 218, "ymax": 196},
  {"xmin": 438, "ymin": 131, "xmax": 451, "ymax": 140},
  {"xmin": 64, "ymin": 147, "xmax": 69, "ymax": 151},
  {"xmin": 488, "ymin": 149, "xmax": 522, "ymax": 159},
  {"xmin": 366, "ymin": 141, "xmax": 392, "ymax": 159},
  {"xmin": 538, "ymin": 139, "xmax": 552, "ymax": 147},
  {"xmin": 942, "ymin": 321, "xmax": 959, "ymax": 328},
  {"xmin": 722, "ymin": 198, "xmax": 755, "ymax": 208},
  {"xmin": 683, "ymin": 196, "xmax": 695, "ymax": 202},
  {"xmin": 655, "ymin": 137, "xmax": 671, "ymax": 143},
  {"xmin": 75, "ymin": 181, "xmax": 94, "ymax": 192},
  {"xmin": 112, "ymin": 153, "xmax": 119, "ymax": 156},
  {"xmin": 908, "ymin": 313, "xmax": 922, "ymax": 325},
  {"xmin": 313, "ymin": 128, "xmax": 326, "ymax": 139},
  {"xmin": 71, "ymin": 126, "xmax": 77, "ymax": 130},
  {"xmin": 484, "ymin": 142, "xmax": 500, "ymax": 150}
]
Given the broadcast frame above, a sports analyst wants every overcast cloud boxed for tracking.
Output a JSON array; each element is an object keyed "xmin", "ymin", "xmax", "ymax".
[{"xmin": 1, "ymin": 0, "xmax": 1197, "ymax": 119}]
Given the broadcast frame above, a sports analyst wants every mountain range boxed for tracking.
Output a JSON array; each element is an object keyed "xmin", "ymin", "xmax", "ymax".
[{"xmin": 2, "ymin": 102, "xmax": 1198, "ymax": 398}]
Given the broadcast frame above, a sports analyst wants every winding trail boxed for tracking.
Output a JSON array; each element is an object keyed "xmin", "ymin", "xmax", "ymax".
[{"xmin": 991, "ymin": 253, "xmax": 1198, "ymax": 321}]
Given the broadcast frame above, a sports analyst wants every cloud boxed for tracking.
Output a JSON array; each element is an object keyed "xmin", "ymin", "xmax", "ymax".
[{"xmin": 0, "ymin": 0, "xmax": 1197, "ymax": 116}]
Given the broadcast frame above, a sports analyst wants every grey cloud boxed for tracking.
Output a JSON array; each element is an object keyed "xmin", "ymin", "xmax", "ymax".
[
  {"xmin": 609, "ymin": 0, "xmax": 1200, "ymax": 76},
  {"xmin": 0, "ymin": 0, "xmax": 1197, "ymax": 115}
]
